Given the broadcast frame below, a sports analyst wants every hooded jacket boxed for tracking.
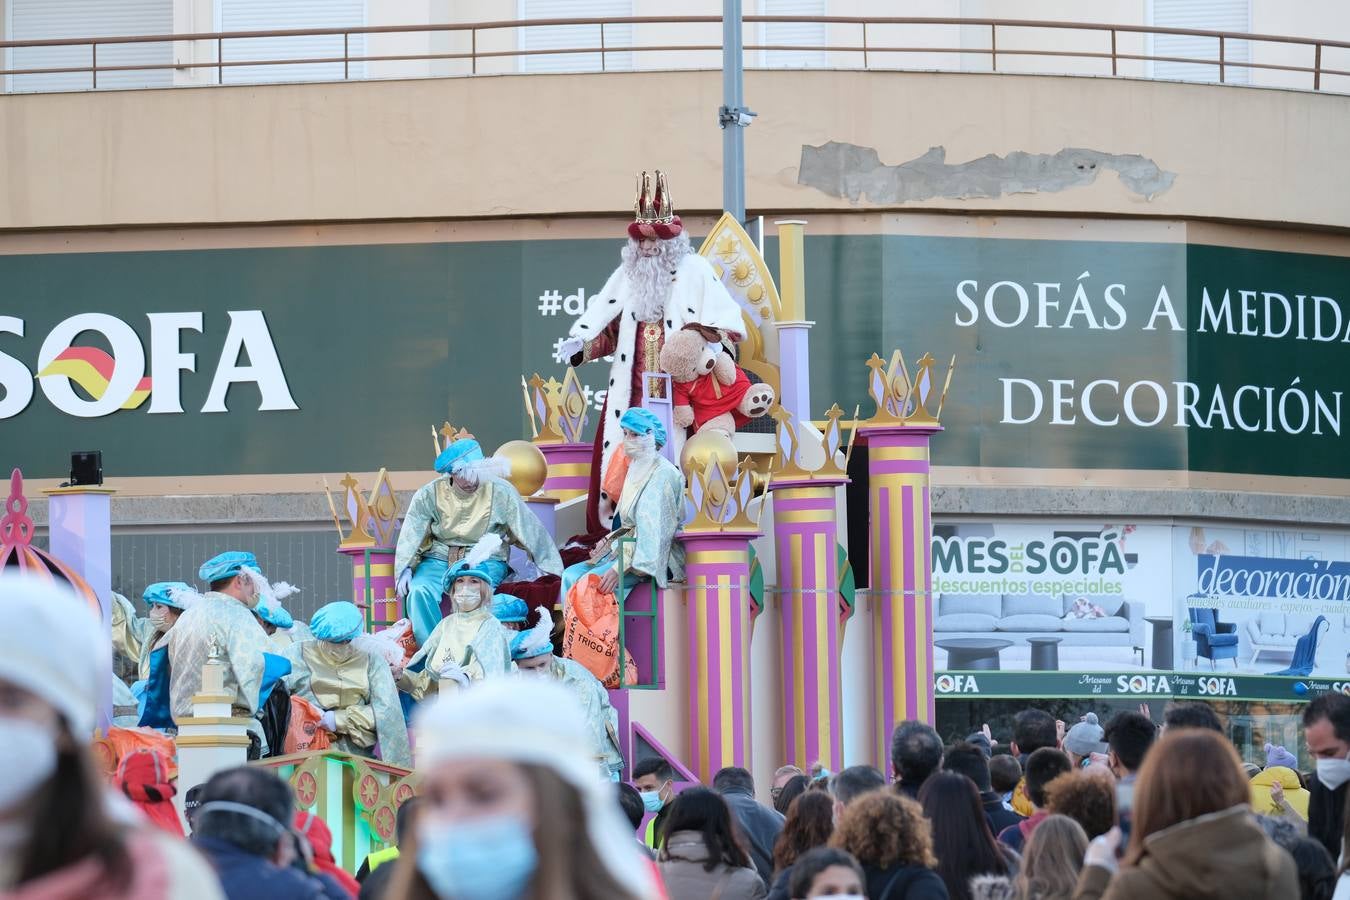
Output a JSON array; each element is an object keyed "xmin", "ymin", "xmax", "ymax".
[
  {"xmin": 1073, "ymin": 806, "xmax": 1298, "ymax": 900},
  {"xmin": 658, "ymin": 831, "xmax": 766, "ymax": 900},
  {"xmin": 1249, "ymin": 765, "xmax": 1310, "ymax": 818}
]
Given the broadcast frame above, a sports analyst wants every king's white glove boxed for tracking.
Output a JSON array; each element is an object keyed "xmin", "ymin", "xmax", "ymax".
[
  {"xmin": 396, "ymin": 568, "xmax": 412, "ymax": 600},
  {"xmin": 557, "ymin": 336, "xmax": 584, "ymax": 364},
  {"xmin": 318, "ymin": 710, "xmax": 338, "ymax": 733},
  {"xmin": 438, "ymin": 660, "xmax": 471, "ymax": 687}
]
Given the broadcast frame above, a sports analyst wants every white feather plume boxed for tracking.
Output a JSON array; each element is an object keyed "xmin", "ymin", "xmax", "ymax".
[
  {"xmin": 464, "ymin": 532, "xmax": 504, "ymax": 570},
  {"xmin": 515, "ymin": 607, "xmax": 554, "ymax": 658},
  {"xmin": 167, "ymin": 585, "xmax": 205, "ymax": 610},
  {"xmin": 270, "ymin": 581, "xmax": 301, "ymax": 601},
  {"xmin": 473, "ymin": 456, "xmax": 514, "ymax": 479},
  {"xmin": 353, "ymin": 631, "xmax": 406, "ymax": 668}
]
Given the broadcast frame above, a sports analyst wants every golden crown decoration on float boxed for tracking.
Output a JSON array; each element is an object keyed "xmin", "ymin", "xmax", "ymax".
[
  {"xmin": 323, "ymin": 469, "xmax": 400, "ymax": 549},
  {"xmin": 768, "ymin": 403, "xmax": 860, "ymax": 481},
  {"xmin": 682, "ymin": 442, "xmax": 770, "ymax": 533},
  {"xmin": 522, "ymin": 369, "xmax": 589, "ymax": 445},
  {"xmin": 863, "ymin": 349, "xmax": 957, "ymax": 425}
]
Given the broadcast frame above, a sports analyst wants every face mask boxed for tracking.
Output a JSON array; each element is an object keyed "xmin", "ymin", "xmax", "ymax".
[
  {"xmin": 1317, "ymin": 755, "xmax": 1350, "ymax": 791},
  {"xmin": 418, "ymin": 815, "xmax": 537, "ymax": 900},
  {"xmin": 640, "ymin": 788, "xmax": 664, "ymax": 813},
  {"xmin": 0, "ymin": 719, "xmax": 57, "ymax": 812},
  {"xmin": 453, "ymin": 586, "xmax": 483, "ymax": 612},
  {"xmin": 148, "ymin": 605, "xmax": 171, "ymax": 630}
]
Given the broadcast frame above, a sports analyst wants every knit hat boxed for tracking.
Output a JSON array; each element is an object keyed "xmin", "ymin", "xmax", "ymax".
[
  {"xmin": 1063, "ymin": 713, "xmax": 1107, "ymax": 757},
  {"xmin": 414, "ymin": 678, "xmax": 657, "ymax": 896},
  {"xmin": 0, "ymin": 573, "xmax": 107, "ymax": 736},
  {"xmin": 1265, "ymin": 743, "xmax": 1298, "ymax": 770}
]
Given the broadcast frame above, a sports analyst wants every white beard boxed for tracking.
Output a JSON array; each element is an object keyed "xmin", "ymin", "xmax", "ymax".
[{"xmin": 621, "ymin": 233, "xmax": 691, "ymax": 322}]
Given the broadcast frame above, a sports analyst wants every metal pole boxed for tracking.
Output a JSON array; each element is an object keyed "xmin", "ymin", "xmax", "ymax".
[{"xmin": 719, "ymin": 0, "xmax": 752, "ymax": 221}]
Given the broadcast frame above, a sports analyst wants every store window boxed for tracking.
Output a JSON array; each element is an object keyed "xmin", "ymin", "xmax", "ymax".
[{"xmin": 6, "ymin": 0, "xmax": 173, "ymax": 93}]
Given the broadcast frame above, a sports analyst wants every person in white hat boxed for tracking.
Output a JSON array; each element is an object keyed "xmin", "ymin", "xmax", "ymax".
[
  {"xmin": 383, "ymin": 678, "xmax": 660, "ymax": 900},
  {"xmin": 0, "ymin": 572, "xmax": 225, "ymax": 899}
]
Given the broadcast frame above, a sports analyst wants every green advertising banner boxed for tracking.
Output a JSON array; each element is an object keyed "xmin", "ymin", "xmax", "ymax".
[
  {"xmin": 1, "ymin": 233, "xmax": 1347, "ymax": 479},
  {"xmin": 934, "ymin": 670, "xmax": 1350, "ymax": 703}
]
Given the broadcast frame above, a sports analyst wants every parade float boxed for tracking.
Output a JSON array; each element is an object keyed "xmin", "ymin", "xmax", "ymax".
[{"xmin": 10, "ymin": 212, "xmax": 953, "ymax": 867}]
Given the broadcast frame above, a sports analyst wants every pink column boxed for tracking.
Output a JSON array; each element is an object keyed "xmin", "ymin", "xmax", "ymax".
[
  {"xmin": 45, "ymin": 486, "xmax": 115, "ymax": 729},
  {"xmin": 860, "ymin": 424, "xmax": 940, "ymax": 768},
  {"xmin": 679, "ymin": 530, "xmax": 758, "ymax": 783},
  {"xmin": 340, "ymin": 546, "xmax": 399, "ymax": 631},
  {"xmin": 538, "ymin": 442, "xmax": 592, "ymax": 501},
  {"xmin": 770, "ymin": 477, "xmax": 847, "ymax": 774}
]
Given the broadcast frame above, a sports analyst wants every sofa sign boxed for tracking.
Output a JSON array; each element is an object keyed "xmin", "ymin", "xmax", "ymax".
[
  {"xmin": 0, "ymin": 311, "xmax": 297, "ymax": 419},
  {"xmin": 933, "ymin": 533, "xmax": 1127, "ymax": 577}
]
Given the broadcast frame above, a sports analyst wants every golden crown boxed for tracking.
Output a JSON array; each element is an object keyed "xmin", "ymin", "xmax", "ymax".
[
  {"xmin": 323, "ymin": 469, "xmax": 401, "ymax": 549},
  {"xmin": 634, "ymin": 170, "xmax": 676, "ymax": 225},
  {"xmin": 523, "ymin": 369, "xmax": 589, "ymax": 445},
  {"xmin": 864, "ymin": 350, "xmax": 957, "ymax": 425},
  {"xmin": 769, "ymin": 403, "xmax": 859, "ymax": 481}
]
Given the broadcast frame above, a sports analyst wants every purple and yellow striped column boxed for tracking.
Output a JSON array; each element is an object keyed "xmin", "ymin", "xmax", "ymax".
[
  {"xmin": 680, "ymin": 531, "xmax": 758, "ymax": 784},
  {"xmin": 340, "ymin": 546, "xmax": 400, "ymax": 630},
  {"xmin": 771, "ymin": 478, "xmax": 847, "ymax": 774},
  {"xmin": 861, "ymin": 424, "xmax": 941, "ymax": 767},
  {"xmin": 537, "ymin": 442, "xmax": 592, "ymax": 501}
]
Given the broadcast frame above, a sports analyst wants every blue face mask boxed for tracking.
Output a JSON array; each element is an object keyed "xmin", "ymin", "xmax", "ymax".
[
  {"xmin": 417, "ymin": 815, "xmax": 538, "ymax": 900},
  {"xmin": 640, "ymin": 788, "xmax": 664, "ymax": 813}
]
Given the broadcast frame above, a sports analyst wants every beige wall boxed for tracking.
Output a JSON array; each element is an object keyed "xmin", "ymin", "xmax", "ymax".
[{"xmin": 2, "ymin": 68, "xmax": 1348, "ymax": 232}]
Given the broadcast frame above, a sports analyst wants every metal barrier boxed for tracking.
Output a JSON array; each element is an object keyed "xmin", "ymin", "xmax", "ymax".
[{"xmin": 2, "ymin": 15, "xmax": 1348, "ymax": 94}]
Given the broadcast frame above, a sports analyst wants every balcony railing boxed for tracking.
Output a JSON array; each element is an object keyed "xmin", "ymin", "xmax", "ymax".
[{"xmin": 2, "ymin": 15, "xmax": 1349, "ymax": 94}]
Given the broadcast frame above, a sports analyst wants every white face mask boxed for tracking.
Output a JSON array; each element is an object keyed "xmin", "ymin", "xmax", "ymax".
[
  {"xmin": 0, "ymin": 719, "xmax": 57, "ymax": 812},
  {"xmin": 1317, "ymin": 755, "xmax": 1350, "ymax": 791},
  {"xmin": 453, "ymin": 585, "xmax": 483, "ymax": 612},
  {"xmin": 148, "ymin": 605, "xmax": 171, "ymax": 630},
  {"xmin": 622, "ymin": 437, "xmax": 645, "ymax": 459}
]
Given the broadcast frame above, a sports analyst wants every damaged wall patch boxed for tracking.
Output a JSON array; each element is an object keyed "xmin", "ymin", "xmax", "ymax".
[{"xmin": 798, "ymin": 142, "xmax": 1176, "ymax": 203}]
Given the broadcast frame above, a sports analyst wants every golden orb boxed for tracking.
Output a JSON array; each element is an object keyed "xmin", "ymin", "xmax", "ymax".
[
  {"xmin": 679, "ymin": 429, "xmax": 738, "ymax": 481},
  {"xmin": 494, "ymin": 440, "xmax": 549, "ymax": 496}
]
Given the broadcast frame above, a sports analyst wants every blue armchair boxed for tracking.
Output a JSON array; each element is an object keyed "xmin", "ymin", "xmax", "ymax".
[{"xmin": 1190, "ymin": 607, "xmax": 1239, "ymax": 669}]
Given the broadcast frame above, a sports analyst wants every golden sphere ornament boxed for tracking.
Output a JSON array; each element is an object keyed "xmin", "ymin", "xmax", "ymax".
[
  {"xmin": 494, "ymin": 440, "xmax": 548, "ymax": 496},
  {"xmin": 679, "ymin": 429, "xmax": 738, "ymax": 481}
]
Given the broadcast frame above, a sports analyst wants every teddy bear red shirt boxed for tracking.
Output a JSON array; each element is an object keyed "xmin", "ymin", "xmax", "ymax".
[{"xmin": 674, "ymin": 366, "xmax": 754, "ymax": 430}]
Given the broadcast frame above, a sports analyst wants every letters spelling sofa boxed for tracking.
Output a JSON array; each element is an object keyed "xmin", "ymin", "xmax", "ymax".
[{"xmin": 933, "ymin": 592, "xmax": 1144, "ymax": 664}]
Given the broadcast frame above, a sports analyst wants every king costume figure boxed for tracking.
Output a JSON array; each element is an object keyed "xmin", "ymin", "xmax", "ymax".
[
  {"xmin": 560, "ymin": 170, "xmax": 746, "ymax": 533},
  {"xmin": 395, "ymin": 436, "xmax": 563, "ymax": 645},
  {"xmin": 282, "ymin": 601, "xmax": 412, "ymax": 767}
]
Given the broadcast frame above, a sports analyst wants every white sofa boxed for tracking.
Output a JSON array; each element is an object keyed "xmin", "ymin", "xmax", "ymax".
[{"xmin": 1245, "ymin": 612, "xmax": 1316, "ymax": 664}]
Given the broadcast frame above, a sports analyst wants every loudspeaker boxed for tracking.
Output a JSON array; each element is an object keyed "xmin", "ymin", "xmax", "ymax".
[{"xmin": 69, "ymin": 450, "xmax": 103, "ymax": 487}]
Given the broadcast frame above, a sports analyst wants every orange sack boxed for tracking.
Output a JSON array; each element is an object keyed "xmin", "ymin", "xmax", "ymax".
[
  {"xmin": 563, "ymin": 573, "xmax": 638, "ymax": 689},
  {"xmin": 284, "ymin": 696, "xmax": 333, "ymax": 754}
]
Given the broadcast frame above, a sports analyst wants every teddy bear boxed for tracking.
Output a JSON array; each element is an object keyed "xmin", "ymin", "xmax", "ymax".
[{"xmin": 658, "ymin": 327, "xmax": 775, "ymax": 436}]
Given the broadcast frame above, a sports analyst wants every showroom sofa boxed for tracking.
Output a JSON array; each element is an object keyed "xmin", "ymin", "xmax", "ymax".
[
  {"xmin": 1245, "ymin": 612, "xmax": 1317, "ymax": 664},
  {"xmin": 933, "ymin": 592, "xmax": 1144, "ymax": 662}
]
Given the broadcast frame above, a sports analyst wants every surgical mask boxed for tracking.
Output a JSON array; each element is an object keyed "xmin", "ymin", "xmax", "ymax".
[
  {"xmin": 622, "ymin": 437, "xmax": 646, "ymax": 459},
  {"xmin": 453, "ymin": 585, "xmax": 483, "ymax": 612},
  {"xmin": 0, "ymin": 719, "xmax": 57, "ymax": 812},
  {"xmin": 418, "ymin": 815, "xmax": 537, "ymax": 900},
  {"xmin": 640, "ymin": 789, "xmax": 664, "ymax": 813},
  {"xmin": 1317, "ymin": 755, "xmax": 1350, "ymax": 791},
  {"xmin": 148, "ymin": 605, "xmax": 171, "ymax": 630}
]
